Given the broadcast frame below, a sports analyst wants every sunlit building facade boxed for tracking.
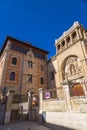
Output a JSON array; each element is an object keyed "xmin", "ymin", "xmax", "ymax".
[
  {"xmin": 48, "ymin": 21, "xmax": 87, "ymax": 97},
  {"xmin": 0, "ymin": 36, "xmax": 49, "ymax": 95}
]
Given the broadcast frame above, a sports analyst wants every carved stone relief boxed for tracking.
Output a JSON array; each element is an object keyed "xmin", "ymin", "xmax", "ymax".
[
  {"xmin": 64, "ymin": 56, "xmax": 82, "ymax": 79},
  {"xmin": 26, "ymin": 48, "xmax": 34, "ymax": 59}
]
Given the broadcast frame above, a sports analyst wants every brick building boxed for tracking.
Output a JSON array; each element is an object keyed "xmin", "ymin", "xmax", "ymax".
[{"xmin": 0, "ymin": 36, "xmax": 49, "ymax": 95}]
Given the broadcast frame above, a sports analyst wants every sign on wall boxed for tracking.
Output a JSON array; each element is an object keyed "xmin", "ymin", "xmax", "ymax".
[{"xmin": 45, "ymin": 92, "xmax": 51, "ymax": 99}]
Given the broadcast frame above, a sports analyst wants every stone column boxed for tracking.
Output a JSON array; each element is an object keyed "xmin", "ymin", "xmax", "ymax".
[
  {"xmin": 27, "ymin": 91, "xmax": 32, "ymax": 120},
  {"xmin": 70, "ymin": 34, "xmax": 73, "ymax": 45},
  {"xmin": 76, "ymin": 29, "xmax": 80, "ymax": 40},
  {"xmin": 27, "ymin": 91, "xmax": 32, "ymax": 110},
  {"xmin": 4, "ymin": 90, "xmax": 15, "ymax": 124},
  {"xmin": 78, "ymin": 28, "xmax": 83, "ymax": 39},
  {"xmin": 38, "ymin": 88, "xmax": 44, "ymax": 123},
  {"xmin": 81, "ymin": 77, "xmax": 87, "ymax": 96},
  {"xmin": 83, "ymin": 31, "xmax": 87, "ymax": 39},
  {"xmin": 62, "ymin": 80, "xmax": 72, "ymax": 111}
]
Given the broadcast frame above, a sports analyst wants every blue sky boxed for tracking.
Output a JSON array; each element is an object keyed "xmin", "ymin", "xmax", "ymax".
[{"xmin": 0, "ymin": 0, "xmax": 87, "ymax": 58}]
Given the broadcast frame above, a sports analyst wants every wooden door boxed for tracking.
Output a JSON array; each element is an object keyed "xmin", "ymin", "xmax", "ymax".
[{"xmin": 72, "ymin": 83, "xmax": 85, "ymax": 96}]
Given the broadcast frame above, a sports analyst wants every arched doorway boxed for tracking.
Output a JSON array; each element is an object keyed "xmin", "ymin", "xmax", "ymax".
[{"xmin": 71, "ymin": 83, "xmax": 85, "ymax": 96}]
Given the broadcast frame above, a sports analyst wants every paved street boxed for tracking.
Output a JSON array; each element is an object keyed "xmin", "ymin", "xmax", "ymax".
[
  {"xmin": 0, "ymin": 121, "xmax": 75, "ymax": 130},
  {"xmin": 0, "ymin": 121, "xmax": 51, "ymax": 130}
]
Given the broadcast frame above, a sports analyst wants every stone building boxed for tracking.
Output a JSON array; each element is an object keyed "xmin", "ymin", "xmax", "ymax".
[
  {"xmin": 0, "ymin": 36, "xmax": 49, "ymax": 95},
  {"xmin": 48, "ymin": 21, "xmax": 87, "ymax": 97},
  {"xmin": 39, "ymin": 22, "xmax": 87, "ymax": 130}
]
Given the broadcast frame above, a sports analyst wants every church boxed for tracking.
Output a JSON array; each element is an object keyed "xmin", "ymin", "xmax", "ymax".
[{"xmin": 48, "ymin": 21, "xmax": 87, "ymax": 98}]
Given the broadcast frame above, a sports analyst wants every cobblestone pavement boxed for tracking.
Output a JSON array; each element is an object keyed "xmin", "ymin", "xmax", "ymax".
[{"xmin": 0, "ymin": 121, "xmax": 51, "ymax": 130}]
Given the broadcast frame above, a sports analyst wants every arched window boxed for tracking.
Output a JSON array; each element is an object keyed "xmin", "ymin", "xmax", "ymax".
[
  {"xmin": 72, "ymin": 31, "xmax": 77, "ymax": 39},
  {"xmin": 61, "ymin": 41, "xmax": 65, "ymax": 47},
  {"xmin": 10, "ymin": 72, "xmax": 15, "ymax": 81},
  {"xmin": 12, "ymin": 57, "xmax": 17, "ymax": 65},
  {"xmin": 66, "ymin": 36, "xmax": 70, "ymax": 43},
  {"xmin": 57, "ymin": 44, "xmax": 60, "ymax": 50},
  {"xmin": 40, "ymin": 77, "xmax": 44, "ymax": 85}
]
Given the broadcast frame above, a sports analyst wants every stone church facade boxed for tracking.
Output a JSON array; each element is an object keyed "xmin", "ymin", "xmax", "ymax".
[{"xmin": 48, "ymin": 21, "xmax": 87, "ymax": 97}]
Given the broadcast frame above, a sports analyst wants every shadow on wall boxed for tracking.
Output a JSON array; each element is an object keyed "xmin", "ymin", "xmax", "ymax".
[
  {"xmin": 39, "ymin": 113, "xmax": 74, "ymax": 130},
  {"xmin": 47, "ymin": 59, "xmax": 57, "ymax": 89},
  {"xmin": 44, "ymin": 122, "xmax": 75, "ymax": 130}
]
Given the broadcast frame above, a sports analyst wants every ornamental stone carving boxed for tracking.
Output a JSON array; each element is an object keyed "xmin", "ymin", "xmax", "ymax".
[
  {"xmin": 26, "ymin": 48, "xmax": 34, "ymax": 59},
  {"xmin": 64, "ymin": 56, "xmax": 82, "ymax": 79}
]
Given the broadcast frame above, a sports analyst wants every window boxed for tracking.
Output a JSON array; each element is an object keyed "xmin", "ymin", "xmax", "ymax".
[
  {"xmin": 27, "ymin": 74, "xmax": 32, "ymax": 82},
  {"xmin": 28, "ymin": 61, "xmax": 33, "ymax": 68},
  {"xmin": 57, "ymin": 44, "xmax": 60, "ymax": 50},
  {"xmin": 41, "ymin": 55, "xmax": 45, "ymax": 60},
  {"xmin": 10, "ymin": 44, "xmax": 15, "ymax": 50},
  {"xmin": 40, "ymin": 77, "xmax": 44, "ymax": 85},
  {"xmin": 15, "ymin": 46, "xmax": 19, "ymax": 51},
  {"xmin": 61, "ymin": 41, "xmax": 65, "ymax": 47},
  {"xmin": 40, "ymin": 65, "xmax": 44, "ymax": 71},
  {"xmin": 10, "ymin": 44, "xmax": 27, "ymax": 54},
  {"xmin": 10, "ymin": 72, "xmax": 15, "ymax": 81},
  {"xmin": 66, "ymin": 36, "xmax": 70, "ymax": 43},
  {"xmin": 50, "ymin": 71, "xmax": 54, "ymax": 80},
  {"xmin": 12, "ymin": 57, "xmax": 17, "ymax": 65},
  {"xmin": 34, "ymin": 52, "xmax": 45, "ymax": 60},
  {"xmin": 72, "ymin": 31, "xmax": 77, "ymax": 39}
]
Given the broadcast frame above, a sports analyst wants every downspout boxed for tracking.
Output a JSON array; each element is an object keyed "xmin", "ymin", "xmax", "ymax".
[{"xmin": 18, "ymin": 54, "xmax": 24, "ymax": 95}]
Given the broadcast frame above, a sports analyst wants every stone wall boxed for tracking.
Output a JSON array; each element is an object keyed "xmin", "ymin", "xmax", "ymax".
[
  {"xmin": 70, "ymin": 96, "xmax": 87, "ymax": 112},
  {"xmin": 39, "ymin": 89, "xmax": 87, "ymax": 113},
  {"xmin": 42, "ymin": 99, "xmax": 67, "ymax": 112},
  {"xmin": 42, "ymin": 96, "xmax": 87, "ymax": 113}
]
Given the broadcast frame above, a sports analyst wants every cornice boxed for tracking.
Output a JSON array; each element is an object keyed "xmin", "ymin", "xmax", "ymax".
[{"xmin": 55, "ymin": 21, "xmax": 83, "ymax": 46}]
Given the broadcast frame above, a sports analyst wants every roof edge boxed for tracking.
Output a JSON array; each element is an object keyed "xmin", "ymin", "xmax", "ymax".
[{"xmin": 0, "ymin": 36, "xmax": 49, "ymax": 56}]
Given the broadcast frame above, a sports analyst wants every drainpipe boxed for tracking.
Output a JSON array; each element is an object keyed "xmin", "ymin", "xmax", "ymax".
[{"xmin": 18, "ymin": 54, "xmax": 24, "ymax": 95}]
